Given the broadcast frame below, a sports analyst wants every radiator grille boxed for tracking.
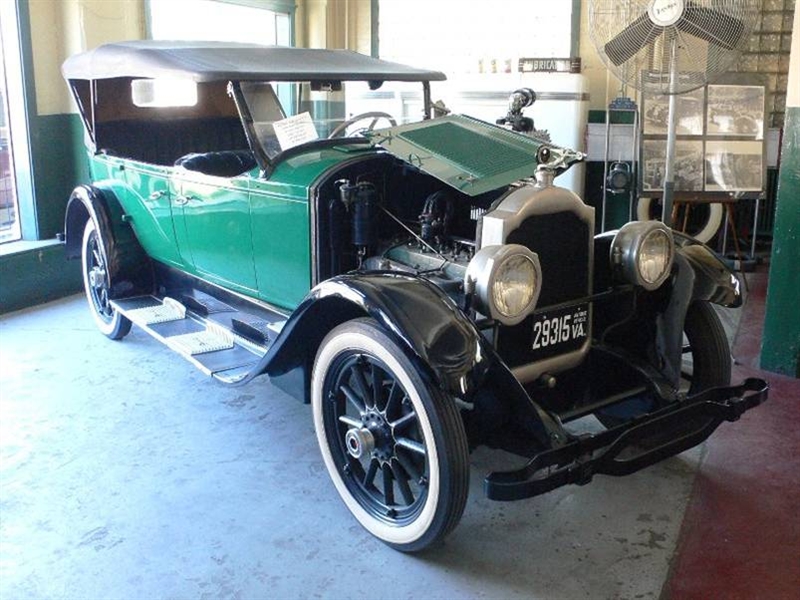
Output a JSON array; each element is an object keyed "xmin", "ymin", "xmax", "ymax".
[{"xmin": 497, "ymin": 211, "xmax": 591, "ymax": 368}]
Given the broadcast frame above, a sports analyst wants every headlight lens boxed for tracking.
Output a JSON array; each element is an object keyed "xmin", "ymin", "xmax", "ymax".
[
  {"xmin": 638, "ymin": 229, "xmax": 672, "ymax": 285},
  {"xmin": 465, "ymin": 244, "xmax": 542, "ymax": 326},
  {"xmin": 611, "ymin": 221, "xmax": 674, "ymax": 291},
  {"xmin": 493, "ymin": 254, "xmax": 537, "ymax": 318}
]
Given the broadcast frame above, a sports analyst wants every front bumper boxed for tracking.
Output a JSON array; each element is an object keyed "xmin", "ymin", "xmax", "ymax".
[{"xmin": 485, "ymin": 378, "xmax": 768, "ymax": 501}]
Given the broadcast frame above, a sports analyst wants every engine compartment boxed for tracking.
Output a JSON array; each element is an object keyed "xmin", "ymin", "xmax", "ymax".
[{"xmin": 312, "ymin": 153, "xmax": 510, "ymax": 303}]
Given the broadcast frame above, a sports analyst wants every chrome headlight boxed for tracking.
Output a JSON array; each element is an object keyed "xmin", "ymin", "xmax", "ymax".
[
  {"xmin": 465, "ymin": 244, "xmax": 542, "ymax": 326},
  {"xmin": 611, "ymin": 221, "xmax": 674, "ymax": 290}
]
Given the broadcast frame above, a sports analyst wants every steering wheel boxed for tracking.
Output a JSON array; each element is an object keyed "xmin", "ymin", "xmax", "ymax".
[{"xmin": 328, "ymin": 111, "xmax": 398, "ymax": 139}]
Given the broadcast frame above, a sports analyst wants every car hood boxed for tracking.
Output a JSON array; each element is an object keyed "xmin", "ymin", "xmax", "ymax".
[{"xmin": 369, "ymin": 114, "xmax": 551, "ymax": 197}]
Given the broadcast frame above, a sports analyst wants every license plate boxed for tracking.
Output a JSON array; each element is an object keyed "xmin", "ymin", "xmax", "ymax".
[{"xmin": 531, "ymin": 304, "xmax": 589, "ymax": 352}]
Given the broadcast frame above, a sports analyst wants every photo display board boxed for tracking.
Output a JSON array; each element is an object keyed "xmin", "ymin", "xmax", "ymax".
[{"xmin": 641, "ymin": 78, "xmax": 766, "ymax": 194}]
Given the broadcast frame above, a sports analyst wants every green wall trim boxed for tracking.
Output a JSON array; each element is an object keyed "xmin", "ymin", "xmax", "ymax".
[
  {"xmin": 761, "ymin": 105, "xmax": 800, "ymax": 377},
  {"xmin": 0, "ymin": 241, "xmax": 82, "ymax": 314},
  {"xmin": 29, "ymin": 113, "xmax": 90, "ymax": 239}
]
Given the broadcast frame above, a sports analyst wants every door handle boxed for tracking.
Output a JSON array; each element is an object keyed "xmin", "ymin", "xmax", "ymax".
[
  {"xmin": 174, "ymin": 195, "xmax": 198, "ymax": 205},
  {"xmin": 147, "ymin": 190, "xmax": 166, "ymax": 201}
]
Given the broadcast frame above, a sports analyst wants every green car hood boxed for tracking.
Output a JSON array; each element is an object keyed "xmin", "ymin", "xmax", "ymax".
[{"xmin": 369, "ymin": 114, "xmax": 550, "ymax": 197}]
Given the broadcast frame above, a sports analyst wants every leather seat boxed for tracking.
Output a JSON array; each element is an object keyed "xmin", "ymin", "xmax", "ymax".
[{"xmin": 174, "ymin": 150, "xmax": 257, "ymax": 177}]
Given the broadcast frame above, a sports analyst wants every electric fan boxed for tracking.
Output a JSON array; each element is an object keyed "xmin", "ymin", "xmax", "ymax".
[{"xmin": 588, "ymin": 0, "xmax": 760, "ymax": 225}]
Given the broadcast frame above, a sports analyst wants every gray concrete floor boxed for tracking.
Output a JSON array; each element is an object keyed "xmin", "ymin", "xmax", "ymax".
[{"xmin": 1, "ymin": 295, "xmax": 707, "ymax": 600}]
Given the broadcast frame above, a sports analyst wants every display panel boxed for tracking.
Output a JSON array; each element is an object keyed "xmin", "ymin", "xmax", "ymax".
[{"xmin": 640, "ymin": 79, "xmax": 766, "ymax": 194}]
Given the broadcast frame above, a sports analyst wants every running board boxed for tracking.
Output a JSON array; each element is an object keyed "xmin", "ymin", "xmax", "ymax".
[{"xmin": 111, "ymin": 295, "xmax": 285, "ymax": 384}]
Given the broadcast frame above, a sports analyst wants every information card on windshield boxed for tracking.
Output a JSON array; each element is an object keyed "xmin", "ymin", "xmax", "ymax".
[{"xmin": 273, "ymin": 112, "xmax": 319, "ymax": 151}]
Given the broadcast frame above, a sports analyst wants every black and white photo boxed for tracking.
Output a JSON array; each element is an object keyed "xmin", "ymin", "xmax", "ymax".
[
  {"xmin": 707, "ymin": 85, "xmax": 765, "ymax": 138},
  {"xmin": 643, "ymin": 87, "xmax": 705, "ymax": 136},
  {"xmin": 705, "ymin": 140, "xmax": 764, "ymax": 191},
  {"xmin": 643, "ymin": 140, "xmax": 704, "ymax": 191}
]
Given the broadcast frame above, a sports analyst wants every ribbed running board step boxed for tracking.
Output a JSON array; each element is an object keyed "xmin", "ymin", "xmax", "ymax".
[{"xmin": 111, "ymin": 295, "xmax": 267, "ymax": 382}]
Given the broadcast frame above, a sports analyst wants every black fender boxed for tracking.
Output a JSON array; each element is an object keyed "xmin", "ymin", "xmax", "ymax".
[
  {"xmin": 593, "ymin": 229, "xmax": 740, "ymax": 387},
  {"xmin": 673, "ymin": 231, "xmax": 742, "ymax": 308},
  {"xmin": 255, "ymin": 272, "xmax": 562, "ymax": 450},
  {"xmin": 64, "ymin": 185, "xmax": 153, "ymax": 298},
  {"xmin": 657, "ymin": 235, "xmax": 741, "ymax": 386},
  {"xmin": 593, "ymin": 229, "xmax": 741, "ymax": 308}
]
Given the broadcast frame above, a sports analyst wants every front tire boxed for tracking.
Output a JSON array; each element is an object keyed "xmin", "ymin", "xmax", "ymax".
[
  {"xmin": 598, "ymin": 301, "xmax": 731, "ymax": 426},
  {"xmin": 81, "ymin": 219, "xmax": 132, "ymax": 340},
  {"xmin": 311, "ymin": 318, "xmax": 469, "ymax": 552}
]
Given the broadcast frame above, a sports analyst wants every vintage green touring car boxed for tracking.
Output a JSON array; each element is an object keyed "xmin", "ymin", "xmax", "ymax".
[{"xmin": 63, "ymin": 41, "xmax": 766, "ymax": 552}]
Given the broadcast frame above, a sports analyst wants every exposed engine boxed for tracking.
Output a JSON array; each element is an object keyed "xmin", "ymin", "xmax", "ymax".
[{"xmin": 329, "ymin": 176, "xmax": 480, "ymax": 300}]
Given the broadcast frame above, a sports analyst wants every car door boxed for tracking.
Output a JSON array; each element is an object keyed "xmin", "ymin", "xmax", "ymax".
[
  {"xmin": 112, "ymin": 158, "xmax": 185, "ymax": 269},
  {"xmin": 172, "ymin": 170, "xmax": 258, "ymax": 294}
]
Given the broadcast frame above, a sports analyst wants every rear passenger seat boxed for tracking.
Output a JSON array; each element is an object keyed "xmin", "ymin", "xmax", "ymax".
[{"xmin": 95, "ymin": 117, "xmax": 249, "ymax": 166}]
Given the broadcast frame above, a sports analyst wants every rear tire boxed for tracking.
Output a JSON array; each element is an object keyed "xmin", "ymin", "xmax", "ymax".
[
  {"xmin": 81, "ymin": 220, "xmax": 132, "ymax": 340},
  {"xmin": 311, "ymin": 318, "xmax": 469, "ymax": 552}
]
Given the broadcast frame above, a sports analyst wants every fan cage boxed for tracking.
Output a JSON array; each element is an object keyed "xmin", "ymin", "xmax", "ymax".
[{"xmin": 589, "ymin": 0, "xmax": 762, "ymax": 95}]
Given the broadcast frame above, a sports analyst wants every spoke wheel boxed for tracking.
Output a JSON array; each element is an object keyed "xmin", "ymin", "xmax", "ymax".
[
  {"xmin": 312, "ymin": 318, "xmax": 468, "ymax": 552},
  {"xmin": 81, "ymin": 220, "xmax": 131, "ymax": 340},
  {"xmin": 598, "ymin": 301, "xmax": 730, "ymax": 427}
]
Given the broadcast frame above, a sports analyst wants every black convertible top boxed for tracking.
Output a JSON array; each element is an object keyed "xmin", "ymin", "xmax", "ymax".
[{"xmin": 62, "ymin": 40, "xmax": 446, "ymax": 83}]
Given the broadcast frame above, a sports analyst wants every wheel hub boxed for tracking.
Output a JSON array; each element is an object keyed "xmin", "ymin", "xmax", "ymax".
[
  {"xmin": 89, "ymin": 266, "xmax": 106, "ymax": 289},
  {"xmin": 344, "ymin": 427, "xmax": 374, "ymax": 459},
  {"xmin": 349, "ymin": 409, "xmax": 395, "ymax": 463}
]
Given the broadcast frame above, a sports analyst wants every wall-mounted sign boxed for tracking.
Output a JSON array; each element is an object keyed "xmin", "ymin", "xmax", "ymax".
[{"xmin": 518, "ymin": 58, "xmax": 581, "ymax": 74}]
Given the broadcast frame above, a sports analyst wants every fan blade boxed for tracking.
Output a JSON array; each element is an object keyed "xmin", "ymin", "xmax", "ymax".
[
  {"xmin": 678, "ymin": 2, "xmax": 746, "ymax": 50},
  {"xmin": 604, "ymin": 11, "xmax": 662, "ymax": 66}
]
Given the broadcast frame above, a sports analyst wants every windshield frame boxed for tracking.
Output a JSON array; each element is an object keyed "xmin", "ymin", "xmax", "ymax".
[{"xmin": 229, "ymin": 79, "xmax": 434, "ymax": 176}]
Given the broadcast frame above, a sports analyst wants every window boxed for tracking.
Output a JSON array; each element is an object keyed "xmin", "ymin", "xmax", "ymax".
[
  {"xmin": 148, "ymin": 0, "xmax": 291, "ymax": 46},
  {"xmin": 378, "ymin": 0, "xmax": 575, "ymax": 76},
  {"xmin": 0, "ymin": 36, "xmax": 19, "ymax": 243},
  {"xmin": 0, "ymin": 1, "xmax": 27, "ymax": 243}
]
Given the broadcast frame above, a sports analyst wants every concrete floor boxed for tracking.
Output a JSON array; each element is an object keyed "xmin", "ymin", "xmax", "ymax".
[{"xmin": 0, "ymin": 293, "xmax": 758, "ymax": 600}]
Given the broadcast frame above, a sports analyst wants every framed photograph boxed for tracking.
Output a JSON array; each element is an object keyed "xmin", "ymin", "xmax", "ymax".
[
  {"xmin": 643, "ymin": 87, "xmax": 705, "ymax": 136},
  {"xmin": 643, "ymin": 140, "xmax": 704, "ymax": 192},
  {"xmin": 705, "ymin": 140, "xmax": 763, "ymax": 191},
  {"xmin": 706, "ymin": 85, "xmax": 765, "ymax": 139}
]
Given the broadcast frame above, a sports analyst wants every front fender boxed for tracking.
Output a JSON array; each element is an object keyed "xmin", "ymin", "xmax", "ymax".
[
  {"xmin": 64, "ymin": 184, "xmax": 152, "ymax": 298},
  {"xmin": 674, "ymin": 232, "xmax": 742, "ymax": 308},
  {"xmin": 258, "ymin": 272, "xmax": 561, "ymax": 450}
]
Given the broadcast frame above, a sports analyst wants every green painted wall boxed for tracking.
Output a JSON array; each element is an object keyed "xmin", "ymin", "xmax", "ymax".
[
  {"xmin": 761, "ymin": 105, "xmax": 800, "ymax": 377},
  {"xmin": 0, "ymin": 242, "xmax": 83, "ymax": 313},
  {"xmin": 29, "ymin": 113, "xmax": 90, "ymax": 238},
  {"xmin": 1, "ymin": 113, "xmax": 88, "ymax": 314}
]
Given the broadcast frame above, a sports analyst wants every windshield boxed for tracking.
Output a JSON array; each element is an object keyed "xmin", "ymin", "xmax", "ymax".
[{"xmin": 239, "ymin": 81, "xmax": 429, "ymax": 161}]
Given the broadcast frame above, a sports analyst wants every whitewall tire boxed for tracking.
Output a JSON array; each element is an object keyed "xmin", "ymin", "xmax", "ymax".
[
  {"xmin": 81, "ymin": 219, "xmax": 132, "ymax": 340},
  {"xmin": 311, "ymin": 318, "xmax": 469, "ymax": 552},
  {"xmin": 637, "ymin": 196, "xmax": 723, "ymax": 244}
]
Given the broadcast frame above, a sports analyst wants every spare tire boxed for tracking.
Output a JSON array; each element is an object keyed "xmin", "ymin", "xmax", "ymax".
[{"xmin": 637, "ymin": 196, "xmax": 723, "ymax": 244}]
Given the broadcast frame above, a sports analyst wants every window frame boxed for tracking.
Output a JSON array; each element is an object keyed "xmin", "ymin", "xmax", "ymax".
[{"xmin": 0, "ymin": 0, "xmax": 36, "ymax": 242}]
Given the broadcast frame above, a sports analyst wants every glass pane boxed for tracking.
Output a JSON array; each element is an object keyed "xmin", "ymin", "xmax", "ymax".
[
  {"xmin": 0, "ymin": 28, "xmax": 21, "ymax": 243},
  {"xmin": 379, "ymin": 0, "xmax": 573, "ymax": 75},
  {"xmin": 149, "ymin": 0, "xmax": 283, "ymax": 45}
]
